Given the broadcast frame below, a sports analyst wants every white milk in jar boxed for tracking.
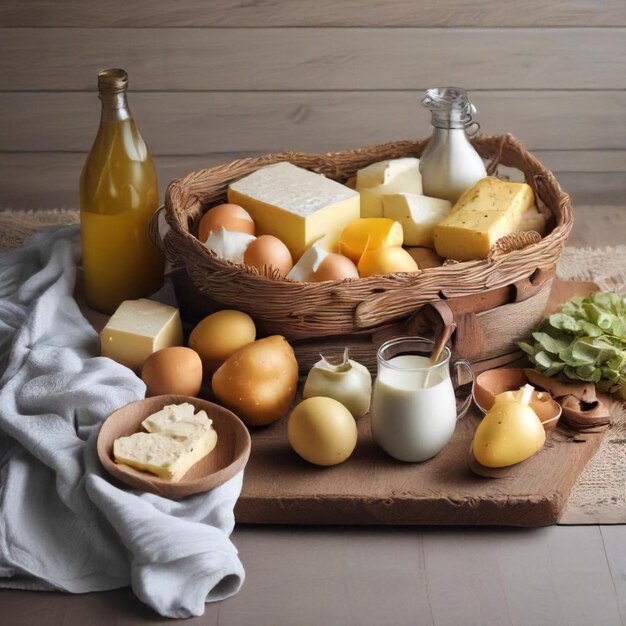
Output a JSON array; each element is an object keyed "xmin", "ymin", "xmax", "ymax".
[
  {"xmin": 370, "ymin": 338, "xmax": 473, "ymax": 463},
  {"xmin": 419, "ymin": 87, "xmax": 487, "ymax": 204}
]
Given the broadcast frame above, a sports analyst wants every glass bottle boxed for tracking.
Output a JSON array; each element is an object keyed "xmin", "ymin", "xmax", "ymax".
[
  {"xmin": 80, "ymin": 68, "xmax": 163, "ymax": 314},
  {"xmin": 419, "ymin": 87, "xmax": 487, "ymax": 204}
]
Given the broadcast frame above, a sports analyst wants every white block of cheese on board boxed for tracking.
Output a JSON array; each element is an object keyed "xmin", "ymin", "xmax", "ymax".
[
  {"xmin": 356, "ymin": 158, "xmax": 422, "ymax": 218},
  {"xmin": 227, "ymin": 162, "xmax": 360, "ymax": 260},
  {"xmin": 100, "ymin": 299, "xmax": 183, "ymax": 372},
  {"xmin": 382, "ymin": 193, "xmax": 452, "ymax": 248}
]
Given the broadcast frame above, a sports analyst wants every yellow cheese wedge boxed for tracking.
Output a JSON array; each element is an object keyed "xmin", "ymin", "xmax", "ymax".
[
  {"xmin": 433, "ymin": 178, "xmax": 538, "ymax": 261},
  {"xmin": 356, "ymin": 158, "xmax": 422, "ymax": 218},
  {"xmin": 339, "ymin": 218, "xmax": 404, "ymax": 263},
  {"xmin": 113, "ymin": 429, "xmax": 217, "ymax": 482},
  {"xmin": 227, "ymin": 162, "xmax": 360, "ymax": 260},
  {"xmin": 100, "ymin": 299, "xmax": 183, "ymax": 372},
  {"xmin": 382, "ymin": 193, "xmax": 452, "ymax": 248}
]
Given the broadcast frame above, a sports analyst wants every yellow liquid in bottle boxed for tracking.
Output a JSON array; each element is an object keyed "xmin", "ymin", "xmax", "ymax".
[{"xmin": 80, "ymin": 116, "xmax": 164, "ymax": 314}]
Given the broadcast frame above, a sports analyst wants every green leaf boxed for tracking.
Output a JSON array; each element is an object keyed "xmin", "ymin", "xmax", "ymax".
[
  {"xmin": 543, "ymin": 362, "xmax": 565, "ymax": 377},
  {"xmin": 549, "ymin": 313, "xmax": 580, "ymax": 333},
  {"xmin": 559, "ymin": 343, "xmax": 593, "ymax": 367},
  {"xmin": 602, "ymin": 366, "xmax": 621, "ymax": 383},
  {"xmin": 518, "ymin": 342, "xmax": 536, "ymax": 356},
  {"xmin": 533, "ymin": 350, "xmax": 554, "ymax": 369},
  {"xmin": 532, "ymin": 332, "xmax": 568, "ymax": 354},
  {"xmin": 579, "ymin": 321, "xmax": 603, "ymax": 337},
  {"xmin": 571, "ymin": 338, "xmax": 617, "ymax": 364},
  {"xmin": 564, "ymin": 365, "xmax": 581, "ymax": 380},
  {"xmin": 575, "ymin": 364, "xmax": 597, "ymax": 379}
]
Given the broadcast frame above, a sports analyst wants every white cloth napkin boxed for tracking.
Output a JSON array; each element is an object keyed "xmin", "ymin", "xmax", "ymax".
[{"xmin": 0, "ymin": 226, "xmax": 245, "ymax": 618}]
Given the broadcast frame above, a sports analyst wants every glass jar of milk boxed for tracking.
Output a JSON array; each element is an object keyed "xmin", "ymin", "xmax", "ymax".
[
  {"xmin": 371, "ymin": 337, "xmax": 473, "ymax": 463},
  {"xmin": 419, "ymin": 87, "xmax": 487, "ymax": 204}
]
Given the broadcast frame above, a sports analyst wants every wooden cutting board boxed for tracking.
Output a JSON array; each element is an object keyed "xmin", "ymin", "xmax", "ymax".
[
  {"xmin": 82, "ymin": 277, "xmax": 606, "ymax": 526},
  {"xmin": 234, "ymin": 279, "xmax": 606, "ymax": 526}
]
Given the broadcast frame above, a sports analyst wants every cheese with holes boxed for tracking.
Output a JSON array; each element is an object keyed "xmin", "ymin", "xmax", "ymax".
[
  {"xmin": 100, "ymin": 299, "xmax": 183, "ymax": 372},
  {"xmin": 433, "ymin": 178, "xmax": 540, "ymax": 261},
  {"xmin": 114, "ymin": 403, "xmax": 217, "ymax": 481},
  {"xmin": 227, "ymin": 162, "xmax": 359, "ymax": 260},
  {"xmin": 356, "ymin": 158, "xmax": 422, "ymax": 218},
  {"xmin": 382, "ymin": 193, "xmax": 452, "ymax": 248}
]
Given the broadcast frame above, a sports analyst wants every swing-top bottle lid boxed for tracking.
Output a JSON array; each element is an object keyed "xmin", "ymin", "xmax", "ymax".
[{"xmin": 421, "ymin": 87, "xmax": 478, "ymax": 130}]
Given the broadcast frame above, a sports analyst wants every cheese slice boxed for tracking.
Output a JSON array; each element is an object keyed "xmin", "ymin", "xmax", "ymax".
[
  {"xmin": 100, "ymin": 299, "xmax": 183, "ymax": 372},
  {"xmin": 115, "ymin": 403, "xmax": 218, "ymax": 482},
  {"xmin": 382, "ymin": 193, "xmax": 452, "ymax": 248},
  {"xmin": 142, "ymin": 403, "xmax": 213, "ymax": 439},
  {"xmin": 227, "ymin": 162, "xmax": 360, "ymax": 260},
  {"xmin": 433, "ymin": 178, "xmax": 538, "ymax": 261},
  {"xmin": 356, "ymin": 158, "xmax": 422, "ymax": 218},
  {"xmin": 113, "ymin": 429, "xmax": 217, "ymax": 482}
]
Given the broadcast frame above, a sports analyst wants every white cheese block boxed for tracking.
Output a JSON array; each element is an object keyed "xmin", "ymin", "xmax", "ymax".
[
  {"xmin": 204, "ymin": 227, "xmax": 256, "ymax": 264},
  {"xmin": 100, "ymin": 299, "xmax": 183, "ymax": 372},
  {"xmin": 356, "ymin": 158, "xmax": 422, "ymax": 218},
  {"xmin": 113, "ymin": 429, "xmax": 217, "ymax": 482},
  {"xmin": 227, "ymin": 162, "xmax": 360, "ymax": 260},
  {"xmin": 382, "ymin": 193, "xmax": 452, "ymax": 248}
]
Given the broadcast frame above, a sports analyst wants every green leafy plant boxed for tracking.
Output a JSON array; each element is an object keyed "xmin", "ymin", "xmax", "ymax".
[{"xmin": 519, "ymin": 291, "xmax": 626, "ymax": 399}]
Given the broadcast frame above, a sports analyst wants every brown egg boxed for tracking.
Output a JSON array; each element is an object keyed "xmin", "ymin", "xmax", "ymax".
[
  {"xmin": 198, "ymin": 204, "xmax": 255, "ymax": 242},
  {"xmin": 141, "ymin": 347, "xmax": 203, "ymax": 397},
  {"xmin": 243, "ymin": 235, "xmax": 293, "ymax": 277},
  {"xmin": 311, "ymin": 253, "xmax": 359, "ymax": 282}
]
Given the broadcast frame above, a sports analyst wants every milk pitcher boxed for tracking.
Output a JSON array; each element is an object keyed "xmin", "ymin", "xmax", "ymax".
[
  {"xmin": 419, "ymin": 87, "xmax": 487, "ymax": 204},
  {"xmin": 371, "ymin": 337, "xmax": 474, "ymax": 462}
]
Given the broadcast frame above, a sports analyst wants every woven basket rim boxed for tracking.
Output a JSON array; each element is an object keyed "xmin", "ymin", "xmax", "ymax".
[{"xmin": 159, "ymin": 134, "xmax": 572, "ymax": 287}]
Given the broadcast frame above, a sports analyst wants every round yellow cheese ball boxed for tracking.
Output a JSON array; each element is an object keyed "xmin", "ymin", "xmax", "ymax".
[
  {"xmin": 288, "ymin": 397, "xmax": 358, "ymax": 466},
  {"xmin": 188, "ymin": 310, "xmax": 256, "ymax": 374},
  {"xmin": 357, "ymin": 246, "xmax": 419, "ymax": 277}
]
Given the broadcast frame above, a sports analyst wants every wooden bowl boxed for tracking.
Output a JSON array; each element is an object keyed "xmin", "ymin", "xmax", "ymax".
[
  {"xmin": 97, "ymin": 394, "xmax": 251, "ymax": 499},
  {"xmin": 472, "ymin": 368, "xmax": 562, "ymax": 432}
]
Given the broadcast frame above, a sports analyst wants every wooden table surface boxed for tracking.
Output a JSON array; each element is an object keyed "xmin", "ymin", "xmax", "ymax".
[{"xmin": 2, "ymin": 206, "xmax": 625, "ymax": 626}]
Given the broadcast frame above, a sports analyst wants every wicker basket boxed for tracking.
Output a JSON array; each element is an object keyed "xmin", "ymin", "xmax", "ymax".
[{"xmin": 155, "ymin": 134, "xmax": 573, "ymax": 371}]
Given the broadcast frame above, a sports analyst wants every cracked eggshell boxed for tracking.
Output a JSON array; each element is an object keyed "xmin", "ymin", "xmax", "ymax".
[{"xmin": 203, "ymin": 227, "xmax": 256, "ymax": 264}]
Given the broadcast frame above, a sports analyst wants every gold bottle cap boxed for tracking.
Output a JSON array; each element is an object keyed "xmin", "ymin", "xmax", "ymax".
[{"xmin": 98, "ymin": 68, "xmax": 128, "ymax": 94}]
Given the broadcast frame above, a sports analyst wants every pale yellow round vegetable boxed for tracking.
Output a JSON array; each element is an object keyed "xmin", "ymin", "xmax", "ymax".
[
  {"xmin": 188, "ymin": 309, "xmax": 256, "ymax": 374},
  {"xmin": 357, "ymin": 246, "xmax": 418, "ymax": 277},
  {"xmin": 288, "ymin": 397, "xmax": 358, "ymax": 466},
  {"xmin": 472, "ymin": 390, "xmax": 546, "ymax": 468}
]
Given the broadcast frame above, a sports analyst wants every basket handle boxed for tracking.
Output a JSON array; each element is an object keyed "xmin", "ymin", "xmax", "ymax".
[
  {"xmin": 484, "ymin": 133, "xmax": 522, "ymax": 176},
  {"xmin": 148, "ymin": 205, "xmax": 167, "ymax": 251}
]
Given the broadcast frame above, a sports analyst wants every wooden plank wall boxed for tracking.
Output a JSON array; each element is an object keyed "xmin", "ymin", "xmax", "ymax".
[{"xmin": 0, "ymin": 0, "xmax": 625, "ymax": 209}]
